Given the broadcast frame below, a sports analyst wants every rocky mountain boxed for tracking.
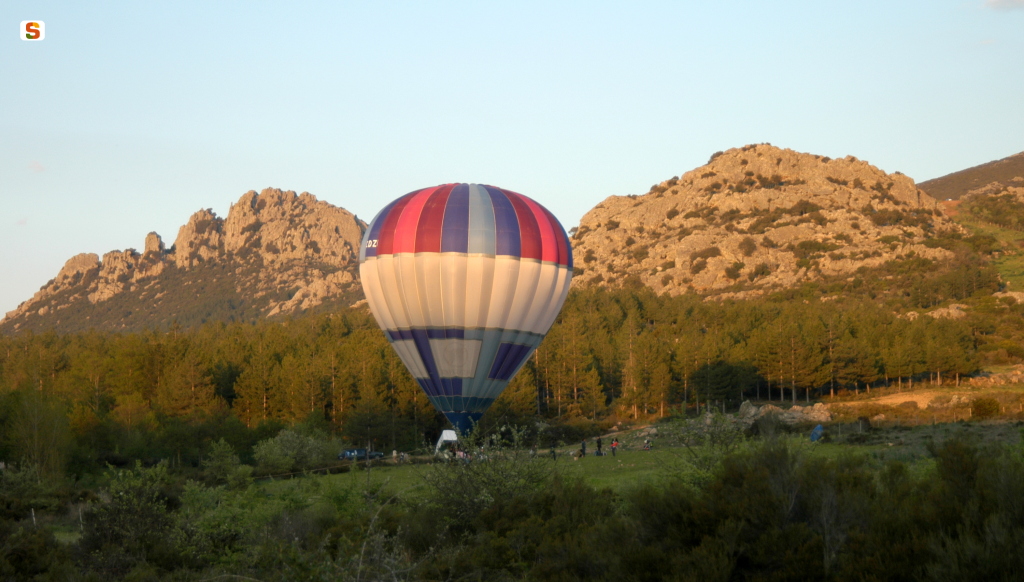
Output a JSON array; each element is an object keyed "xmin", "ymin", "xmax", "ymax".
[
  {"xmin": 918, "ymin": 151, "xmax": 1024, "ymax": 201},
  {"xmin": 570, "ymin": 144, "xmax": 962, "ymax": 297},
  {"xmin": 1, "ymin": 188, "xmax": 366, "ymax": 333}
]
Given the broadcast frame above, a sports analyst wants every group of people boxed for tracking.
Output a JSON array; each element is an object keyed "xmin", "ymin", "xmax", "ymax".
[{"xmin": 573, "ymin": 437, "xmax": 620, "ymax": 459}]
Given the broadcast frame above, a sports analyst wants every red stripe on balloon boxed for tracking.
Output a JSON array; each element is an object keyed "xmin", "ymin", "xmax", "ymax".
[
  {"xmin": 374, "ymin": 191, "xmax": 418, "ymax": 255},
  {"xmin": 504, "ymin": 191, "xmax": 542, "ymax": 261},
  {"xmin": 538, "ymin": 204, "xmax": 570, "ymax": 267},
  {"xmin": 415, "ymin": 184, "xmax": 455, "ymax": 253},
  {"xmin": 392, "ymin": 186, "xmax": 439, "ymax": 254},
  {"xmin": 518, "ymin": 194, "xmax": 559, "ymax": 264}
]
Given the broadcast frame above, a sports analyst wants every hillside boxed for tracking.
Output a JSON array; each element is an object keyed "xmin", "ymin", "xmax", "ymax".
[
  {"xmin": 0, "ymin": 188, "xmax": 366, "ymax": 334},
  {"xmin": 571, "ymin": 144, "xmax": 963, "ymax": 298},
  {"xmin": 918, "ymin": 151, "xmax": 1024, "ymax": 201}
]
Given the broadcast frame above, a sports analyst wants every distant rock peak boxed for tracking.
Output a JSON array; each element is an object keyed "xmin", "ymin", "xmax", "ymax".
[
  {"xmin": 2, "ymin": 188, "xmax": 367, "ymax": 333},
  {"xmin": 571, "ymin": 144, "xmax": 958, "ymax": 298}
]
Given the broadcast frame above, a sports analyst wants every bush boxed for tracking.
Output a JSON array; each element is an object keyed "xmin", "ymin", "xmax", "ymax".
[
  {"xmin": 690, "ymin": 259, "xmax": 708, "ymax": 274},
  {"xmin": 690, "ymin": 247, "xmax": 721, "ymax": 261},
  {"xmin": 80, "ymin": 461, "xmax": 179, "ymax": 575},
  {"xmin": 253, "ymin": 430, "xmax": 332, "ymax": 474},
  {"xmin": 423, "ymin": 426, "xmax": 550, "ymax": 531},
  {"xmin": 971, "ymin": 398, "xmax": 1001, "ymax": 420},
  {"xmin": 748, "ymin": 263, "xmax": 771, "ymax": 281},
  {"xmin": 739, "ymin": 237, "xmax": 757, "ymax": 257}
]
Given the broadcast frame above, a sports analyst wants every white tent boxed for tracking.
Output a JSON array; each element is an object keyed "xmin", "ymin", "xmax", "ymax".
[{"xmin": 435, "ymin": 429, "xmax": 459, "ymax": 454}]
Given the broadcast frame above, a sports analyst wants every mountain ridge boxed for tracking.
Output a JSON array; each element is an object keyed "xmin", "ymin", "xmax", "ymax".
[
  {"xmin": 6, "ymin": 144, "xmax": 1011, "ymax": 334},
  {"xmin": 570, "ymin": 144, "xmax": 960, "ymax": 299},
  {"xmin": 918, "ymin": 151, "xmax": 1024, "ymax": 201},
  {"xmin": 1, "ymin": 188, "xmax": 366, "ymax": 333}
]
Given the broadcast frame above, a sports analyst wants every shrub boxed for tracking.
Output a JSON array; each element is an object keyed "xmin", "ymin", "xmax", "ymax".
[
  {"xmin": 423, "ymin": 426, "xmax": 549, "ymax": 530},
  {"xmin": 724, "ymin": 262, "xmax": 745, "ymax": 280},
  {"xmin": 971, "ymin": 398, "xmax": 1001, "ymax": 420},
  {"xmin": 760, "ymin": 236, "xmax": 779, "ymax": 249},
  {"xmin": 666, "ymin": 208, "xmax": 680, "ymax": 220},
  {"xmin": 790, "ymin": 240, "xmax": 840, "ymax": 259},
  {"xmin": 708, "ymin": 151, "xmax": 724, "ymax": 163},
  {"xmin": 788, "ymin": 200, "xmax": 823, "ymax": 216},
  {"xmin": 624, "ymin": 237, "xmax": 636, "ymax": 247},
  {"xmin": 80, "ymin": 462, "xmax": 177, "ymax": 575},
  {"xmin": 690, "ymin": 259, "xmax": 708, "ymax": 274},
  {"xmin": 631, "ymin": 247, "xmax": 649, "ymax": 261},
  {"xmin": 202, "ymin": 438, "xmax": 241, "ymax": 485},
  {"xmin": 605, "ymin": 220, "xmax": 620, "ymax": 230},
  {"xmin": 583, "ymin": 249, "xmax": 596, "ymax": 263},
  {"xmin": 739, "ymin": 237, "xmax": 757, "ymax": 257},
  {"xmin": 253, "ymin": 430, "xmax": 332, "ymax": 474},
  {"xmin": 690, "ymin": 247, "xmax": 721, "ymax": 261},
  {"xmin": 748, "ymin": 263, "xmax": 771, "ymax": 281},
  {"xmin": 756, "ymin": 174, "xmax": 786, "ymax": 189}
]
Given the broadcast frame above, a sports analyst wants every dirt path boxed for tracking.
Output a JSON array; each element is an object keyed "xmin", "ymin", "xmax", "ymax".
[{"xmin": 860, "ymin": 390, "xmax": 948, "ymax": 408}]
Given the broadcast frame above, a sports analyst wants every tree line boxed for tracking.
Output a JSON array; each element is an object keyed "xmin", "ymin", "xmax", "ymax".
[{"xmin": 3, "ymin": 278, "xmax": 1016, "ymax": 480}]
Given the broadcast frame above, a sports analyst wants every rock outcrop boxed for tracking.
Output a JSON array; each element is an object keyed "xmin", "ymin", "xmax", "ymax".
[
  {"xmin": 739, "ymin": 400, "xmax": 833, "ymax": 425},
  {"xmin": 571, "ymin": 144, "xmax": 961, "ymax": 297},
  {"xmin": 2, "ymin": 188, "xmax": 366, "ymax": 333}
]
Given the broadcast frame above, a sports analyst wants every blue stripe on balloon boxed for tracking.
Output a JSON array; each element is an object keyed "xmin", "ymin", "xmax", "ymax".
[
  {"xmin": 486, "ymin": 187, "xmax": 521, "ymax": 258},
  {"xmin": 488, "ymin": 342, "xmax": 533, "ymax": 380},
  {"xmin": 417, "ymin": 378, "xmax": 438, "ymax": 397},
  {"xmin": 387, "ymin": 328, "xmax": 466, "ymax": 341},
  {"xmin": 440, "ymin": 378, "xmax": 463, "ymax": 397},
  {"xmin": 467, "ymin": 184, "xmax": 496, "ymax": 255},
  {"xmin": 441, "ymin": 184, "xmax": 470, "ymax": 253},
  {"xmin": 386, "ymin": 329, "xmax": 413, "ymax": 341},
  {"xmin": 410, "ymin": 329, "xmax": 440, "ymax": 382},
  {"xmin": 429, "ymin": 328, "xmax": 465, "ymax": 339},
  {"xmin": 362, "ymin": 197, "xmax": 403, "ymax": 260}
]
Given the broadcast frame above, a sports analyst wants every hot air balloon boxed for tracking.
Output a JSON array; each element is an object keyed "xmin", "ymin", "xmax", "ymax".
[{"xmin": 358, "ymin": 184, "xmax": 573, "ymax": 433}]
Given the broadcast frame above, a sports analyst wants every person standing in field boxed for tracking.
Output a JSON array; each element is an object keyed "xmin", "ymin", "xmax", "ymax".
[
  {"xmin": 581, "ymin": 439, "xmax": 587, "ymax": 457},
  {"xmin": 611, "ymin": 438, "xmax": 618, "ymax": 457},
  {"xmin": 596, "ymin": 437, "xmax": 603, "ymax": 455}
]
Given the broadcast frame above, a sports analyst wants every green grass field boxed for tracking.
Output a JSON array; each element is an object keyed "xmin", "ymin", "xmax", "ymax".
[{"xmin": 254, "ymin": 419, "xmax": 1024, "ymax": 506}]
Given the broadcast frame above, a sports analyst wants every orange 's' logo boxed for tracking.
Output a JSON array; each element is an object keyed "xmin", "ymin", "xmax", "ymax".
[{"xmin": 21, "ymin": 21, "xmax": 44, "ymax": 41}]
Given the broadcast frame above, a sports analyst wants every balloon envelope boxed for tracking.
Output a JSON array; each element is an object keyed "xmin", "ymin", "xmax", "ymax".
[{"xmin": 359, "ymin": 184, "xmax": 573, "ymax": 433}]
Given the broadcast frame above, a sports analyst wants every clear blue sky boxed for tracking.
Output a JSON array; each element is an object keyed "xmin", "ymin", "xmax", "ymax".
[{"xmin": 2, "ymin": 1, "xmax": 1022, "ymax": 318}]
